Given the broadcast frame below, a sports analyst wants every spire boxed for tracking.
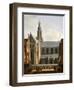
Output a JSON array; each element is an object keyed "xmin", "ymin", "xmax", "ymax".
[
  {"xmin": 38, "ymin": 21, "xmax": 41, "ymax": 31},
  {"xmin": 37, "ymin": 21, "xmax": 43, "ymax": 42}
]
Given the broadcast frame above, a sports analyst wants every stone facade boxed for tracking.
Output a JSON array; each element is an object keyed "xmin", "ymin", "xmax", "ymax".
[{"xmin": 24, "ymin": 22, "xmax": 63, "ymax": 66}]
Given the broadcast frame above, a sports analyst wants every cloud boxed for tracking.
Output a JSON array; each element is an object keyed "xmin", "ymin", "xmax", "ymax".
[
  {"xmin": 24, "ymin": 14, "xmax": 64, "ymax": 41},
  {"xmin": 43, "ymin": 29, "xmax": 63, "ymax": 41}
]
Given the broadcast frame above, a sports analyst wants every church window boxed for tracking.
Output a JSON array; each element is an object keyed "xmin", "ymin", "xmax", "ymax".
[{"xmin": 51, "ymin": 48, "xmax": 53, "ymax": 54}]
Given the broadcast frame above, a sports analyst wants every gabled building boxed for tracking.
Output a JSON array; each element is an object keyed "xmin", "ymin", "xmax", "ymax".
[
  {"xmin": 29, "ymin": 33, "xmax": 36, "ymax": 64},
  {"xmin": 24, "ymin": 39, "xmax": 30, "ymax": 64},
  {"xmin": 24, "ymin": 22, "xmax": 63, "ymax": 66}
]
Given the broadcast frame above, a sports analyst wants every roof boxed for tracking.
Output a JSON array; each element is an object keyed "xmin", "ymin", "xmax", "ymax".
[
  {"xmin": 41, "ymin": 41, "xmax": 60, "ymax": 47},
  {"xmin": 29, "ymin": 33, "xmax": 36, "ymax": 43}
]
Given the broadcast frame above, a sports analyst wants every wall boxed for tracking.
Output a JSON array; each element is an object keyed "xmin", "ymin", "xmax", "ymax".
[{"xmin": 0, "ymin": 0, "xmax": 74, "ymax": 90}]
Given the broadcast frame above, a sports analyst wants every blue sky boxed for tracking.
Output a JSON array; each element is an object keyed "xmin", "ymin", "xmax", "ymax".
[{"xmin": 24, "ymin": 14, "xmax": 64, "ymax": 41}]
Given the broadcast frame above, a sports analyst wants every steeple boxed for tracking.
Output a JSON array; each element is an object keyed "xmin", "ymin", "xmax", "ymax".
[
  {"xmin": 37, "ymin": 21, "xmax": 43, "ymax": 42},
  {"xmin": 38, "ymin": 21, "xmax": 41, "ymax": 31}
]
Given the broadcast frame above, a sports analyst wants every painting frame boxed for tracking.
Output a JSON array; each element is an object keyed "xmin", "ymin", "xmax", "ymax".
[{"xmin": 9, "ymin": 3, "xmax": 72, "ymax": 86}]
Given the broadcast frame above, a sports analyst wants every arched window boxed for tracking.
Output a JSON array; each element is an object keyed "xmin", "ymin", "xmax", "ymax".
[
  {"xmin": 51, "ymin": 48, "xmax": 53, "ymax": 54},
  {"xmin": 41, "ymin": 47, "xmax": 45, "ymax": 55},
  {"xmin": 49, "ymin": 58, "xmax": 53, "ymax": 64},
  {"xmin": 55, "ymin": 47, "xmax": 59, "ymax": 53},
  {"xmin": 54, "ymin": 58, "xmax": 58, "ymax": 64},
  {"xmin": 46, "ymin": 48, "xmax": 49, "ymax": 54}
]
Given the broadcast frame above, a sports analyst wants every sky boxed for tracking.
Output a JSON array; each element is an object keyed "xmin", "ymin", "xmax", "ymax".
[{"xmin": 24, "ymin": 14, "xmax": 64, "ymax": 41}]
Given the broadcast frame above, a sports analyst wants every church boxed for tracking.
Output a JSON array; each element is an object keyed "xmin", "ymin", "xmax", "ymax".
[{"xmin": 24, "ymin": 22, "xmax": 62, "ymax": 66}]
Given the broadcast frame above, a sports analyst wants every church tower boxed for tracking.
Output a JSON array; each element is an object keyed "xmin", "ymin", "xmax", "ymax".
[
  {"xmin": 37, "ymin": 22, "xmax": 43, "ymax": 42},
  {"xmin": 36, "ymin": 22, "xmax": 43, "ymax": 64}
]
